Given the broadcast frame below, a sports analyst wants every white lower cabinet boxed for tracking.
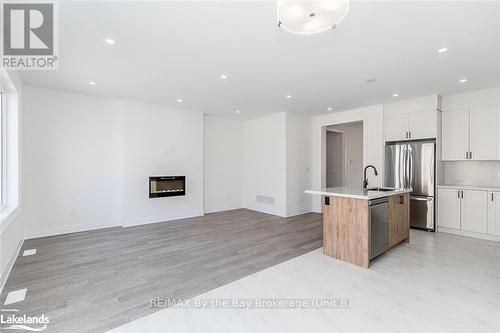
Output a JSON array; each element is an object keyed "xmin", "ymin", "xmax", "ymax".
[
  {"xmin": 487, "ymin": 192, "xmax": 500, "ymax": 236},
  {"xmin": 437, "ymin": 188, "xmax": 461, "ymax": 229},
  {"xmin": 438, "ymin": 187, "xmax": 491, "ymax": 238},
  {"xmin": 461, "ymin": 190, "xmax": 488, "ymax": 233}
]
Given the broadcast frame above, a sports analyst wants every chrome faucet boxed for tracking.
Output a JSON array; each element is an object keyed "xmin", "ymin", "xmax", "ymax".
[{"xmin": 363, "ymin": 165, "xmax": 379, "ymax": 189}]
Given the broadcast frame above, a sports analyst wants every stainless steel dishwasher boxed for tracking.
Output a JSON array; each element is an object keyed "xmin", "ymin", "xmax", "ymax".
[{"xmin": 369, "ymin": 197, "xmax": 389, "ymax": 260}]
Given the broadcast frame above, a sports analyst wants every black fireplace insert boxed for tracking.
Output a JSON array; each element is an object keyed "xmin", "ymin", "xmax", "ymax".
[{"xmin": 149, "ymin": 176, "xmax": 186, "ymax": 198}]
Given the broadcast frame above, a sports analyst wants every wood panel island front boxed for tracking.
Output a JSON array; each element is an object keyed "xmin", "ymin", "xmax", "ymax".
[{"xmin": 305, "ymin": 187, "xmax": 411, "ymax": 268}]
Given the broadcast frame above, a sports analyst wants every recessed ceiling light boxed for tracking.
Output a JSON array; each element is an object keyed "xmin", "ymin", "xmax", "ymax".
[
  {"xmin": 459, "ymin": 78, "xmax": 468, "ymax": 84},
  {"xmin": 104, "ymin": 38, "xmax": 115, "ymax": 45},
  {"xmin": 364, "ymin": 78, "xmax": 376, "ymax": 83},
  {"xmin": 327, "ymin": 107, "xmax": 333, "ymax": 111},
  {"xmin": 437, "ymin": 47, "xmax": 448, "ymax": 53},
  {"xmin": 235, "ymin": 110, "xmax": 241, "ymax": 114},
  {"xmin": 286, "ymin": 95, "xmax": 292, "ymax": 99},
  {"xmin": 177, "ymin": 99, "xmax": 183, "ymax": 103},
  {"xmin": 89, "ymin": 81, "xmax": 96, "ymax": 86},
  {"xmin": 392, "ymin": 93, "xmax": 399, "ymax": 97},
  {"xmin": 220, "ymin": 74, "xmax": 227, "ymax": 79}
]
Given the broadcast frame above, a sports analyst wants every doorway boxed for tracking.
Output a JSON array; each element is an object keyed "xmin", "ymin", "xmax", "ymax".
[
  {"xmin": 325, "ymin": 121, "xmax": 363, "ymax": 188},
  {"xmin": 326, "ymin": 131, "xmax": 345, "ymax": 187}
]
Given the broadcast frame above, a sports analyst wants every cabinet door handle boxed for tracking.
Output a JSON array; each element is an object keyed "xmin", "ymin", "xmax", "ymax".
[
  {"xmin": 492, "ymin": 193, "xmax": 494, "ymax": 202},
  {"xmin": 470, "ymin": 151, "xmax": 472, "ymax": 160},
  {"xmin": 465, "ymin": 152, "xmax": 468, "ymax": 160},
  {"xmin": 409, "ymin": 131, "xmax": 411, "ymax": 139}
]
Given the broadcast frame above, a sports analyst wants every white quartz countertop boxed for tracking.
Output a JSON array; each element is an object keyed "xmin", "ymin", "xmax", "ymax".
[
  {"xmin": 305, "ymin": 187, "xmax": 412, "ymax": 200},
  {"xmin": 437, "ymin": 184, "xmax": 500, "ymax": 192}
]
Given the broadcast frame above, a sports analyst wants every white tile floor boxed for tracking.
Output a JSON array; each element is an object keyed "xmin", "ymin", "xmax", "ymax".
[
  {"xmin": 110, "ymin": 230, "xmax": 500, "ymax": 332},
  {"xmin": 4, "ymin": 288, "xmax": 27, "ymax": 306}
]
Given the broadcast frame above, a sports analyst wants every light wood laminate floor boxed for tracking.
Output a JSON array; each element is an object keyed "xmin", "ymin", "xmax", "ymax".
[{"xmin": 0, "ymin": 209, "xmax": 322, "ymax": 332}]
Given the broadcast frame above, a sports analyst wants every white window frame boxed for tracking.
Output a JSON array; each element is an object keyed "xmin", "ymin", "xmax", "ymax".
[{"xmin": 0, "ymin": 89, "xmax": 6, "ymax": 207}]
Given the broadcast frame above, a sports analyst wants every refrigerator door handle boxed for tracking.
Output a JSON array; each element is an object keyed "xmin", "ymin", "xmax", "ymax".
[
  {"xmin": 408, "ymin": 149, "xmax": 413, "ymax": 189},
  {"xmin": 402, "ymin": 148, "xmax": 408, "ymax": 188}
]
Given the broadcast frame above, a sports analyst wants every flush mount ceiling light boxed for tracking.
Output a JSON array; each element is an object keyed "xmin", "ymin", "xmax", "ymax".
[
  {"xmin": 327, "ymin": 107, "xmax": 333, "ymax": 111},
  {"xmin": 286, "ymin": 94, "xmax": 292, "ymax": 99},
  {"xmin": 437, "ymin": 47, "xmax": 448, "ymax": 53},
  {"xmin": 459, "ymin": 78, "xmax": 468, "ymax": 84},
  {"xmin": 104, "ymin": 38, "xmax": 115, "ymax": 45},
  {"xmin": 277, "ymin": 0, "xmax": 349, "ymax": 35},
  {"xmin": 220, "ymin": 74, "xmax": 227, "ymax": 79},
  {"xmin": 89, "ymin": 81, "xmax": 96, "ymax": 86},
  {"xmin": 392, "ymin": 93, "xmax": 399, "ymax": 97},
  {"xmin": 235, "ymin": 110, "xmax": 241, "ymax": 114},
  {"xmin": 176, "ymin": 98, "xmax": 183, "ymax": 103}
]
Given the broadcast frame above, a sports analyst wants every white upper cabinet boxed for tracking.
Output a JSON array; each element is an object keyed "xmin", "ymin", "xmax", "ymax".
[
  {"xmin": 487, "ymin": 192, "xmax": 500, "ymax": 236},
  {"xmin": 441, "ymin": 105, "xmax": 500, "ymax": 161},
  {"xmin": 385, "ymin": 110, "xmax": 437, "ymax": 142},
  {"xmin": 385, "ymin": 115, "xmax": 408, "ymax": 142},
  {"xmin": 469, "ymin": 105, "xmax": 499, "ymax": 160},
  {"xmin": 442, "ymin": 109, "xmax": 469, "ymax": 161},
  {"xmin": 461, "ymin": 190, "xmax": 488, "ymax": 234},
  {"xmin": 409, "ymin": 111, "xmax": 437, "ymax": 140}
]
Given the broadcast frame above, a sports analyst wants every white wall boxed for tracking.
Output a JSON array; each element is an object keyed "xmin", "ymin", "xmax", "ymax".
[
  {"xmin": 22, "ymin": 86, "xmax": 204, "ymax": 237},
  {"xmin": 285, "ymin": 112, "xmax": 312, "ymax": 216},
  {"xmin": 311, "ymin": 105, "xmax": 384, "ymax": 212},
  {"xmin": 22, "ymin": 86, "xmax": 124, "ymax": 237},
  {"xmin": 0, "ymin": 69, "xmax": 23, "ymax": 292},
  {"xmin": 244, "ymin": 112, "xmax": 286, "ymax": 216},
  {"xmin": 120, "ymin": 101, "xmax": 204, "ymax": 226},
  {"xmin": 204, "ymin": 115, "xmax": 244, "ymax": 213}
]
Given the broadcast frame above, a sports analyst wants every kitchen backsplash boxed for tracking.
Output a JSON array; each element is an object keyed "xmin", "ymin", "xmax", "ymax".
[{"xmin": 443, "ymin": 161, "xmax": 500, "ymax": 187}]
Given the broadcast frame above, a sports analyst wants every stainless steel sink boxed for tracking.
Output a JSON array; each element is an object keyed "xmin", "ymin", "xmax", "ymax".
[{"xmin": 366, "ymin": 187, "xmax": 396, "ymax": 192}]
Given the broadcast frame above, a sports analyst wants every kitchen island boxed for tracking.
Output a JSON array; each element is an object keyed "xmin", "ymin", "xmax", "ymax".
[{"xmin": 306, "ymin": 187, "xmax": 411, "ymax": 268}]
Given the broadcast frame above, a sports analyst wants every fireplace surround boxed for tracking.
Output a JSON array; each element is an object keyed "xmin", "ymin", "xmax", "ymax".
[{"xmin": 149, "ymin": 176, "xmax": 186, "ymax": 198}]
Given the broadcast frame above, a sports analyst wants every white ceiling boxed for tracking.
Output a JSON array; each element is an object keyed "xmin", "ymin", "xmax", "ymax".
[{"xmin": 20, "ymin": 1, "xmax": 500, "ymax": 119}]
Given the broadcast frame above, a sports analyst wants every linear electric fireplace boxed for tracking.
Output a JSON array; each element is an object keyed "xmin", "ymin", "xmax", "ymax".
[{"xmin": 149, "ymin": 176, "xmax": 186, "ymax": 198}]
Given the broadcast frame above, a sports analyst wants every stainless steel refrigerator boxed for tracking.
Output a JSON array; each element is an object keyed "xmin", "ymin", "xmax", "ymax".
[{"xmin": 385, "ymin": 140, "xmax": 436, "ymax": 231}]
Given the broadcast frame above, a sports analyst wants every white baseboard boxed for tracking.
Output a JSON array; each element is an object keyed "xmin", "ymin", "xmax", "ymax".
[
  {"xmin": 438, "ymin": 227, "xmax": 500, "ymax": 242},
  {"xmin": 24, "ymin": 219, "xmax": 122, "ymax": 239},
  {"xmin": 0, "ymin": 238, "xmax": 23, "ymax": 295},
  {"xmin": 122, "ymin": 210, "xmax": 204, "ymax": 227},
  {"xmin": 204, "ymin": 204, "xmax": 243, "ymax": 214},
  {"xmin": 244, "ymin": 204, "xmax": 286, "ymax": 217},
  {"xmin": 286, "ymin": 208, "xmax": 313, "ymax": 217}
]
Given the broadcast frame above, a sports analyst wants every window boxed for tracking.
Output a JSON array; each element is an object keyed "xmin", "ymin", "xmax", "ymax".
[
  {"xmin": 0, "ymin": 90, "xmax": 6, "ymax": 207},
  {"xmin": 0, "ymin": 91, "xmax": 3, "ymax": 205}
]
